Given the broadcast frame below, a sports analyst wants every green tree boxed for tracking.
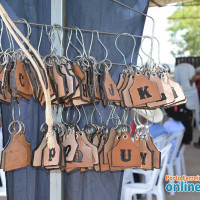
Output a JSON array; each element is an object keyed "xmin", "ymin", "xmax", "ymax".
[{"xmin": 168, "ymin": 3, "xmax": 200, "ymax": 57}]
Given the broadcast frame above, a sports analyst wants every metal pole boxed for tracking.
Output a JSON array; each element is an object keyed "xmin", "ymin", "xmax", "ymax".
[{"xmin": 50, "ymin": 1, "xmax": 66, "ymax": 200}]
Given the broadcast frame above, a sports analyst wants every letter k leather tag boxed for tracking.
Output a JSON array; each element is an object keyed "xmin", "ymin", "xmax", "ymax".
[{"xmin": 129, "ymin": 72, "xmax": 161, "ymax": 107}]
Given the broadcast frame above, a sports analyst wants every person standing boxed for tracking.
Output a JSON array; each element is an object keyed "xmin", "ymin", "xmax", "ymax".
[{"xmin": 174, "ymin": 63, "xmax": 200, "ymax": 145}]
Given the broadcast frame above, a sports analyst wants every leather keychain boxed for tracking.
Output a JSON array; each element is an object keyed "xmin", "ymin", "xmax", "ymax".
[
  {"xmin": 2, "ymin": 121, "xmax": 31, "ymax": 171},
  {"xmin": 129, "ymin": 71, "xmax": 161, "ymax": 107},
  {"xmin": 122, "ymin": 74, "xmax": 134, "ymax": 108},
  {"xmin": 66, "ymin": 132, "xmax": 93, "ymax": 173},
  {"xmin": 102, "ymin": 69, "xmax": 121, "ymax": 103},
  {"xmin": 62, "ymin": 125, "xmax": 78, "ymax": 162},
  {"xmin": 147, "ymin": 72, "xmax": 175, "ymax": 108},
  {"xmin": 99, "ymin": 127, "xmax": 116, "ymax": 171},
  {"xmin": 14, "ymin": 59, "xmax": 31, "ymax": 99},
  {"xmin": 146, "ymin": 134, "xmax": 161, "ymax": 169},
  {"xmin": 139, "ymin": 135, "xmax": 154, "ymax": 170},
  {"xmin": 0, "ymin": 66, "xmax": 11, "ymax": 103},
  {"xmin": 110, "ymin": 132, "xmax": 141, "ymax": 169},
  {"xmin": 32, "ymin": 135, "xmax": 47, "ymax": 167},
  {"xmin": 163, "ymin": 73, "xmax": 186, "ymax": 106},
  {"xmin": 42, "ymin": 133, "xmax": 61, "ymax": 169},
  {"xmin": 24, "ymin": 61, "xmax": 39, "ymax": 100}
]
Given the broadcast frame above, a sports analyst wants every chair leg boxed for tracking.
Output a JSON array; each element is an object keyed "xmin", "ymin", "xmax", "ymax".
[
  {"xmin": 147, "ymin": 193, "xmax": 153, "ymax": 200},
  {"xmin": 175, "ymin": 158, "xmax": 181, "ymax": 176},
  {"xmin": 167, "ymin": 165, "xmax": 175, "ymax": 196},
  {"xmin": 181, "ymin": 156, "xmax": 186, "ymax": 175},
  {"xmin": 155, "ymin": 187, "xmax": 165, "ymax": 200}
]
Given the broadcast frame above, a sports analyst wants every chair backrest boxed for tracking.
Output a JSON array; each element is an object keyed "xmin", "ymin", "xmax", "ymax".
[
  {"xmin": 154, "ymin": 134, "xmax": 168, "ymax": 150},
  {"xmin": 167, "ymin": 131, "xmax": 184, "ymax": 163},
  {"xmin": 146, "ymin": 144, "xmax": 172, "ymax": 190}
]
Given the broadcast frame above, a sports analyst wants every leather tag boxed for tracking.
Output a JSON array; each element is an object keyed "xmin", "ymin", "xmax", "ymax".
[
  {"xmin": 62, "ymin": 127, "xmax": 78, "ymax": 161},
  {"xmin": 102, "ymin": 70, "xmax": 121, "ymax": 102},
  {"xmin": 72, "ymin": 64, "xmax": 84, "ymax": 80},
  {"xmin": 139, "ymin": 137, "xmax": 153, "ymax": 170},
  {"xmin": 4, "ymin": 130, "xmax": 31, "ymax": 171},
  {"xmin": 42, "ymin": 134, "xmax": 61, "ymax": 169},
  {"xmin": 52, "ymin": 62, "xmax": 68, "ymax": 100},
  {"xmin": 32, "ymin": 136, "xmax": 46, "ymax": 167},
  {"xmin": 129, "ymin": 72, "xmax": 161, "ymax": 106},
  {"xmin": 111, "ymin": 132, "xmax": 141, "ymax": 168},
  {"xmin": 99, "ymin": 128, "xmax": 116, "ymax": 171},
  {"xmin": 164, "ymin": 73, "xmax": 186, "ymax": 106},
  {"xmin": 146, "ymin": 136, "xmax": 161, "ymax": 169},
  {"xmin": 14, "ymin": 59, "xmax": 31, "ymax": 96},
  {"xmin": 122, "ymin": 74, "xmax": 134, "ymax": 108},
  {"xmin": 147, "ymin": 73, "xmax": 175, "ymax": 108},
  {"xmin": 66, "ymin": 132, "xmax": 93, "ymax": 172},
  {"xmin": 79, "ymin": 131, "xmax": 98, "ymax": 165},
  {"xmin": 0, "ymin": 68, "xmax": 11, "ymax": 103}
]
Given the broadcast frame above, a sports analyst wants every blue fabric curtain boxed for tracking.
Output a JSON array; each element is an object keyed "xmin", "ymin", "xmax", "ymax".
[{"xmin": 0, "ymin": 0, "xmax": 149, "ymax": 200}]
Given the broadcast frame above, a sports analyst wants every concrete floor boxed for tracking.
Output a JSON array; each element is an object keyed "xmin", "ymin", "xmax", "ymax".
[
  {"xmin": 165, "ymin": 128, "xmax": 200, "ymax": 200},
  {"xmin": 140, "ymin": 128, "xmax": 200, "ymax": 200}
]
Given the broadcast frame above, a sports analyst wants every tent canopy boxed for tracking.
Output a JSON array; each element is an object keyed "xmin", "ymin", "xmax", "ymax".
[{"xmin": 149, "ymin": 0, "xmax": 194, "ymax": 7}]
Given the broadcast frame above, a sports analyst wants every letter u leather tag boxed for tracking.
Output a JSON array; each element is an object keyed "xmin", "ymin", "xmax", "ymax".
[
  {"xmin": 129, "ymin": 72, "xmax": 161, "ymax": 106},
  {"xmin": 147, "ymin": 73, "xmax": 175, "ymax": 108},
  {"xmin": 139, "ymin": 137, "xmax": 153, "ymax": 170},
  {"xmin": 42, "ymin": 134, "xmax": 61, "ymax": 169},
  {"xmin": 111, "ymin": 132, "xmax": 141, "ymax": 168},
  {"xmin": 102, "ymin": 70, "xmax": 121, "ymax": 102}
]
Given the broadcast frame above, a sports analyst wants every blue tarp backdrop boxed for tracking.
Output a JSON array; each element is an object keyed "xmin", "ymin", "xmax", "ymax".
[{"xmin": 0, "ymin": 0, "xmax": 149, "ymax": 200}]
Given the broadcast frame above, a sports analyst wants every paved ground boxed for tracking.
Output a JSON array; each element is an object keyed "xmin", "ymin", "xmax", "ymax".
[
  {"xmin": 139, "ymin": 128, "xmax": 200, "ymax": 200},
  {"xmin": 165, "ymin": 128, "xmax": 200, "ymax": 200}
]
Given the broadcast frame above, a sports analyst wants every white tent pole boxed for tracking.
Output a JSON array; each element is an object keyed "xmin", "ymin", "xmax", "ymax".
[{"xmin": 50, "ymin": 1, "xmax": 66, "ymax": 200}]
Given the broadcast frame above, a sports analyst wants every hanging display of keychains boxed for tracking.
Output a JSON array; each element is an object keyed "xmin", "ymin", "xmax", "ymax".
[{"xmin": 0, "ymin": 3, "xmax": 187, "ymax": 173}]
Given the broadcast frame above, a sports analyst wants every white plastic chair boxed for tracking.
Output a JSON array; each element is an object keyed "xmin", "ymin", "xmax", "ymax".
[
  {"xmin": 166, "ymin": 131, "xmax": 184, "ymax": 196},
  {"xmin": 154, "ymin": 134, "xmax": 168, "ymax": 150},
  {"xmin": 121, "ymin": 144, "xmax": 172, "ymax": 200},
  {"xmin": 0, "ymin": 169, "xmax": 6, "ymax": 196},
  {"xmin": 175, "ymin": 144, "xmax": 186, "ymax": 176}
]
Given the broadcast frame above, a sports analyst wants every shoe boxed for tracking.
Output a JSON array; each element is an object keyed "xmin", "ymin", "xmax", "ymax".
[{"xmin": 194, "ymin": 143, "xmax": 200, "ymax": 149}]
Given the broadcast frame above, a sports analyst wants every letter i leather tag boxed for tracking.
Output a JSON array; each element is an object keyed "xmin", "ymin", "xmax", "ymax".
[
  {"xmin": 129, "ymin": 72, "xmax": 161, "ymax": 106},
  {"xmin": 102, "ymin": 70, "xmax": 121, "ymax": 102},
  {"xmin": 42, "ymin": 134, "xmax": 61, "ymax": 169},
  {"xmin": 139, "ymin": 137, "xmax": 153, "ymax": 170},
  {"xmin": 146, "ymin": 136, "xmax": 161, "ymax": 169}
]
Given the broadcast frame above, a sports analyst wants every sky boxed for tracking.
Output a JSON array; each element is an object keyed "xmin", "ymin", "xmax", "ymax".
[{"xmin": 142, "ymin": 5, "xmax": 177, "ymax": 69}]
